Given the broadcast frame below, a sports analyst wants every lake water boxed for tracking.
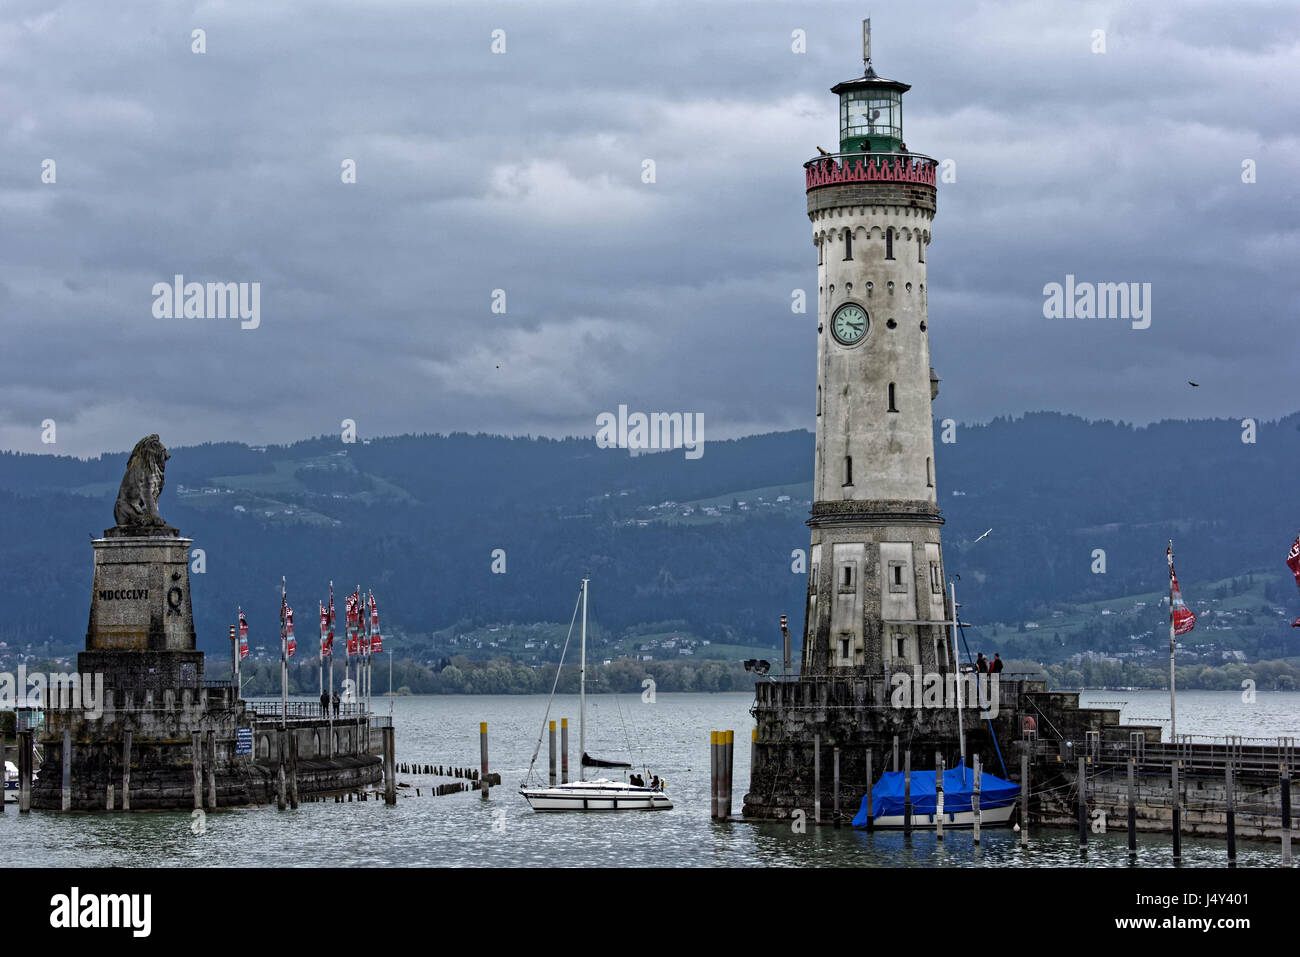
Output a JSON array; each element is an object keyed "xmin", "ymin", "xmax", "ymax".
[{"xmin": 2, "ymin": 690, "xmax": 1296, "ymax": 868}]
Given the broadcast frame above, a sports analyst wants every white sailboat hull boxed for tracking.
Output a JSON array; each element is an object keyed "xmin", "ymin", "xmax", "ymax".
[
  {"xmin": 871, "ymin": 801, "xmax": 1017, "ymax": 830},
  {"xmin": 520, "ymin": 779, "xmax": 672, "ymax": 812}
]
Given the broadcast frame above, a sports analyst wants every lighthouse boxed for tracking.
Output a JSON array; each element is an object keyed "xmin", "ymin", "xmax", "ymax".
[{"xmin": 801, "ymin": 21, "xmax": 948, "ymax": 677}]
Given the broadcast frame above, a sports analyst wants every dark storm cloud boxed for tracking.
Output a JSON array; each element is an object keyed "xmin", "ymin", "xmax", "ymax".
[{"xmin": 1, "ymin": 0, "xmax": 1297, "ymax": 456}]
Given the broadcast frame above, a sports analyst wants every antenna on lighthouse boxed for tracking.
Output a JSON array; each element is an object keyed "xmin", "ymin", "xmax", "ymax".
[{"xmin": 862, "ymin": 17, "xmax": 872, "ymax": 69}]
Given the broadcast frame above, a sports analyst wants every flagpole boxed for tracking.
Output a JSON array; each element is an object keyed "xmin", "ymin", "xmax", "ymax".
[
  {"xmin": 328, "ymin": 582, "xmax": 335, "ymax": 714},
  {"xmin": 280, "ymin": 576, "xmax": 288, "ymax": 731},
  {"xmin": 1168, "ymin": 539, "xmax": 1176, "ymax": 743}
]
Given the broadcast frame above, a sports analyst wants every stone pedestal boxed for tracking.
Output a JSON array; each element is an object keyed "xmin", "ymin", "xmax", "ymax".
[{"xmin": 85, "ymin": 527, "xmax": 196, "ymax": 652}]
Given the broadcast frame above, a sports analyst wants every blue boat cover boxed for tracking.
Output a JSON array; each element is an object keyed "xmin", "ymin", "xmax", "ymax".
[{"xmin": 851, "ymin": 766, "xmax": 1018, "ymax": 827}]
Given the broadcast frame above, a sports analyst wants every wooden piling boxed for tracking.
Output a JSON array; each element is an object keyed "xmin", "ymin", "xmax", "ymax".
[
  {"xmin": 1225, "ymin": 761, "xmax": 1236, "ymax": 865},
  {"xmin": 206, "ymin": 730, "xmax": 217, "ymax": 810},
  {"xmin": 1171, "ymin": 757, "xmax": 1181, "ymax": 861},
  {"xmin": 1077, "ymin": 756, "xmax": 1087, "ymax": 849},
  {"xmin": 288, "ymin": 731, "xmax": 299, "ymax": 809},
  {"xmin": 1019, "ymin": 753, "xmax": 1028, "ymax": 847},
  {"xmin": 935, "ymin": 752, "xmax": 944, "ymax": 840},
  {"xmin": 1282, "ymin": 765, "xmax": 1292, "ymax": 867},
  {"xmin": 723, "ymin": 730, "xmax": 734, "ymax": 820},
  {"xmin": 972, "ymin": 755, "xmax": 982, "ymax": 845},
  {"xmin": 561, "ymin": 718, "xmax": 569, "ymax": 784},
  {"xmin": 865, "ymin": 749, "xmax": 874, "ymax": 832},
  {"xmin": 548, "ymin": 720, "xmax": 557, "ymax": 786},
  {"xmin": 192, "ymin": 732, "xmax": 203, "ymax": 810},
  {"xmin": 61, "ymin": 727, "xmax": 72, "ymax": 811},
  {"xmin": 1127, "ymin": 757, "xmax": 1137, "ymax": 856},
  {"xmin": 903, "ymin": 749, "xmax": 911, "ymax": 834},
  {"xmin": 832, "ymin": 746, "xmax": 840, "ymax": 826},
  {"xmin": 813, "ymin": 733, "xmax": 821, "ymax": 825},
  {"xmin": 479, "ymin": 722, "xmax": 489, "ymax": 782},
  {"xmin": 892, "ymin": 735, "xmax": 899, "ymax": 773},
  {"xmin": 709, "ymin": 731, "xmax": 718, "ymax": 819},
  {"xmin": 120, "ymin": 730, "xmax": 130, "ymax": 813},
  {"xmin": 106, "ymin": 784, "xmax": 114, "ymax": 811},
  {"xmin": 383, "ymin": 726, "xmax": 396, "ymax": 806},
  {"xmin": 18, "ymin": 729, "xmax": 32, "ymax": 813}
]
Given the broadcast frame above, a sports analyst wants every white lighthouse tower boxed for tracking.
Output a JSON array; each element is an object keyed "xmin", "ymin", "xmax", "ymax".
[{"xmin": 800, "ymin": 21, "xmax": 949, "ymax": 676}]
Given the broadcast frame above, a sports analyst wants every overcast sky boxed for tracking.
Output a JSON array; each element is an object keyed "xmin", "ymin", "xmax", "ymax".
[{"xmin": 2, "ymin": 0, "xmax": 1297, "ymax": 458}]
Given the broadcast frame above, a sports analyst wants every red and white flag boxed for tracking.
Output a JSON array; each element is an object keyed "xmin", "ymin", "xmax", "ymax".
[
  {"xmin": 346, "ymin": 592, "xmax": 360, "ymax": 656},
  {"xmin": 1167, "ymin": 547, "xmax": 1197, "ymax": 636},
  {"xmin": 283, "ymin": 592, "xmax": 297, "ymax": 658},
  {"xmin": 238, "ymin": 607, "xmax": 250, "ymax": 660},
  {"xmin": 1286, "ymin": 534, "xmax": 1300, "ymax": 627},
  {"xmin": 319, "ymin": 602, "xmax": 331, "ymax": 656},
  {"xmin": 368, "ymin": 591, "xmax": 382, "ymax": 654}
]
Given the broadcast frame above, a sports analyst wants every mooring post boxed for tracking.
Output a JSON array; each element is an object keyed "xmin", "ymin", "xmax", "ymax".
[
  {"xmin": 106, "ymin": 784, "xmax": 114, "ymax": 811},
  {"xmin": 723, "ymin": 730, "xmax": 734, "ymax": 820},
  {"xmin": 709, "ymin": 730, "xmax": 719, "ymax": 819},
  {"xmin": 548, "ymin": 720, "xmax": 557, "ymax": 787},
  {"xmin": 750, "ymin": 727, "xmax": 757, "ymax": 787},
  {"xmin": 192, "ymin": 731, "xmax": 203, "ymax": 810},
  {"xmin": 903, "ymin": 749, "xmax": 912, "ymax": 834},
  {"xmin": 1281, "ymin": 764, "xmax": 1292, "ymax": 867},
  {"xmin": 1172, "ymin": 755, "xmax": 1181, "ymax": 861},
  {"xmin": 18, "ymin": 729, "xmax": 32, "ymax": 813},
  {"xmin": 288, "ymin": 730, "xmax": 299, "ymax": 809},
  {"xmin": 865, "ymin": 749, "xmax": 874, "ymax": 832},
  {"xmin": 383, "ymin": 726, "xmax": 396, "ymax": 806},
  {"xmin": 276, "ymin": 732, "xmax": 287, "ymax": 811},
  {"xmin": 561, "ymin": 718, "xmax": 569, "ymax": 784},
  {"xmin": 1077, "ymin": 756, "xmax": 1087, "ymax": 849},
  {"xmin": 61, "ymin": 727, "xmax": 72, "ymax": 811},
  {"xmin": 1019, "ymin": 753, "xmax": 1029, "ymax": 847},
  {"xmin": 813, "ymin": 733, "xmax": 821, "ymax": 825},
  {"xmin": 1225, "ymin": 761, "xmax": 1236, "ymax": 866},
  {"xmin": 892, "ymin": 735, "xmax": 899, "ymax": 773},
  {"xmin": 121, "ymin": 730, "xmax": 130, "ymax": 813},
  {"xmin": 1127, "ymin": 757, "xmax": 1137, "ymax": 857},
  {"xmin": 973, "ymin": 754, "xmax": 982, "ymax": 845},
  {"xmin": 206, "ymin": 731, "xmax": 217, "ymax": 810},
  {"xmin": 832, "ymin": 746, "xmax": 841, "ymax": 826},
  {"xmin": 935, "ymin": 752, "xmax": 944, "ymax": 840},
  {"xmin": 479, "ymin": 722, "xmax": 489, "ymax": 782}
]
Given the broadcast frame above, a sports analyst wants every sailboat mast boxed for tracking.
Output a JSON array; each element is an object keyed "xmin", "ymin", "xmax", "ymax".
[
  {"xmin": 950, "ymin": 580, "xmax": 964, "ymax": 763},
  {"xmin": 579, "ymin": 577, "xmax": 588, "ymax": 781}
]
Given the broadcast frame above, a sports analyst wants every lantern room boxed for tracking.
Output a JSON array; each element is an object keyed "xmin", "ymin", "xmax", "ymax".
[{"xmin": 832, "ymin": 67, "xmax": 911, "ymax": 155}]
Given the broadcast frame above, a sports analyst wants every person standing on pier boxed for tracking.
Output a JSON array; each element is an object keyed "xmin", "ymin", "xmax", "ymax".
[
  {"xmin": 991, "ymin": 654, "xmax": 1004, "ymax": 674},
  {"xmin": 332, "ymin": 690, "xmax": 340, "ymax": 717},
  {"xmin": 320, "ymin": 689, "xmax": 329, "ymax": 716}
]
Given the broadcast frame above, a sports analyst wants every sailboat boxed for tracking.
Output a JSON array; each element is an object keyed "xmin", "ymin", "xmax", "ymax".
[
  {"xmin": 520, "ymin": 578, "xmax": 672, "ymax": 812},
  {"xmin": 853, "ymin": 578, "xmax": 1019, "ymax": 829}
]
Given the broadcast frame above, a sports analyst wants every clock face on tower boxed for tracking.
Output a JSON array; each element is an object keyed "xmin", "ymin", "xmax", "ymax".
[{"xmin": 831, "ymin": 303, "xmax": 868, "ymax": 345}]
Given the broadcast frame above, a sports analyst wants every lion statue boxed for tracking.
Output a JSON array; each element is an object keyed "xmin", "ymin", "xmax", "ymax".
[{"xmin": 113, "ymin": 434, "xmax": 171, "ymax": 528}]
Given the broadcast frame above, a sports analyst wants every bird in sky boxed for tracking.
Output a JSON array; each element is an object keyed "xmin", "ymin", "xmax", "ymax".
[{"xmin": 1188, "ymin": 381, "xmax": 1199, "ymax": 387}]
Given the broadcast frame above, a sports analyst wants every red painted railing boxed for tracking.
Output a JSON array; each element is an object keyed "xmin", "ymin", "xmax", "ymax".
[{"xmin": 805, "ymin": 152, "xmax": 938, "ymax": 190}]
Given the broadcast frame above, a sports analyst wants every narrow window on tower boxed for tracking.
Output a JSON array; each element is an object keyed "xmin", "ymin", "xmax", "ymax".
[
  {"xmin": 885, "ymin": 227, "xmax": 894, "ymax": 260},
  {"xmin": 888, "ymin": 561, "xmax": 908, "ymax": 594},
  {"xmin": 817, "ymin": 385, "xmax": 822, "ymax": 416},
  {"xmin": 838, "ymin": 563, "xmax": 856, "ymax": 593},
  {"xmin": 917, "ymin": 234, "xmax": 925, "ymax": 263},
  {"xmin": 843, "ymin": 455, "xmax": 853, "ymax": 486},
  {"xmin": 888, "ymin": 383, "xmax": 898, "ymax": 412},
  {"xmin": 843, "ymin": 228, "xmax": 853, "ymax": 260},
  {"xmin": 818, "ymin": 238, "xmax": 823, "ymax": 266},
  {"xmin": 840, "ymin": 636, "xmax": 851, "ymax": 661},
  {"xmin": 926, "ymin": 456, "xmax": 934, "ymax": 487}
]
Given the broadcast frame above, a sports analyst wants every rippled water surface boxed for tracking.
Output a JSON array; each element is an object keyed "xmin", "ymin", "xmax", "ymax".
[{"xmin": 3, "ymin": 691, "xmax": 1296, "ymax": 867}]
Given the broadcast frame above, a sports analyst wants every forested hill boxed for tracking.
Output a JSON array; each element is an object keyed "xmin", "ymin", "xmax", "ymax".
[{"xmin": 0, "ymin": 411, "xmax": 1296, "ymax": 659}]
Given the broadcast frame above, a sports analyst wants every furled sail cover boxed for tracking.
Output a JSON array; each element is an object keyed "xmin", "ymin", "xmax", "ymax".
[{"xmin": 581, "ymin": 752, "xmax": 632, "ymax": 769}]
